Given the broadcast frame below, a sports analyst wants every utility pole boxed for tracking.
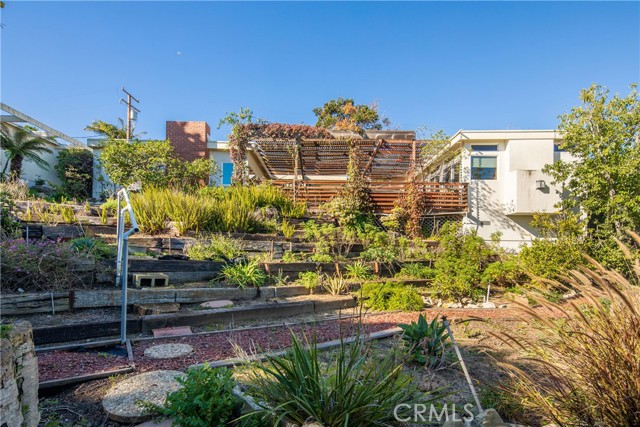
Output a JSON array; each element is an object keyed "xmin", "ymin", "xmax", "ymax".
[{"xmin": 120, "ymin": 87, "xmax": 140, "ymax": 141}]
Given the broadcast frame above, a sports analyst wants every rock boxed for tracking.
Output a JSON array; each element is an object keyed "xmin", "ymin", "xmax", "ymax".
[
  {"xmin": 461, "ymin": 297, "xmax": 474, "ymax": 305},
  {"xmin": 448, "ymin": 302, "xmax": 463, "ymax": 308},
  {"xmin": 562, "ymin": 290, "xmax": 578, "ymax": 300},
  {"xmin": 442, "ymin": 420, "xmax": 465, "ymax": 427},
  {"xmin": 302, "ymin": 423, "xmax": 325, "ymax": 427},
  {"xmin": 102, "ymin": 370, "xmax": 185, "ymax": 423},
  {"xmin": 498, "ymin": 304, "xmax": 508, "ymax": 309},
  {"xmin": 135, "ymin": 303, "xmax": 180, "ymax": 316},
  {"xmin": 30, "ymin": 184, "xmax": 55, "ymax": 196},
  {"xmin": 481, "ymin": 302, "xmax": 497, "ymax": 309},
  {"xmin": 437, "ymin": 298, "xmax": 443, "ymax": 308},
  {"xmin": 475, "ymin": 409, "xmax": 507, "ymax": 426},
  {"xmin": 200, "ymin": 300, "xmax": 234, "ymax": 309},
  {"xmin": 144, "ymin": 344, "xmax": 193, "ymax": 359},
  {"xmin": 465, "ymin": 304, "xmax": 479, "ymax": 309},
  {"xmin": 135, "ymin": 419, "xmax": 175, "ymax": 427},
  {"xmin": 419, "ymin": 371, "xmax": 447, "ymax": 392}
]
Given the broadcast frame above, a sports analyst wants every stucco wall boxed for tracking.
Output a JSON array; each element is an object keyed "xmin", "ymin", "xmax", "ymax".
[
  {"xmin": 1, "ymin": 147, "xmax": 62, "ymax": 186},
  {"xmin": 461, "ymin": 138, "xmax": 565, "ymax": 251}
]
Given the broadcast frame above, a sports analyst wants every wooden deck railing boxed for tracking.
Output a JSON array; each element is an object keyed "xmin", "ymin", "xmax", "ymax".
[{"xmin": 271, "ymin": 180, "xmax": 468, "ymax": 214}]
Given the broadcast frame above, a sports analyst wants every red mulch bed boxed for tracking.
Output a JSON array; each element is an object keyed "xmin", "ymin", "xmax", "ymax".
[
  {"xmin": 37, "ymin": 306, "xmax": 559, "ymax": 381},
  {"xmin": 38, "ymin": 351, "xmax": 131, "ymax": 382}
]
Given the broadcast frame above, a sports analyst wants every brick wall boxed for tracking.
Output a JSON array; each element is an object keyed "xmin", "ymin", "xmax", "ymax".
[{"xmin": 166, "ymin": 121, "xmax": 210, "ymax": 162}]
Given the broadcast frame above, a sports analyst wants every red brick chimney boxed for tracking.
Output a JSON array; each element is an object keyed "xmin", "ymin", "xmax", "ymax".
[{"xmin": 166, "ymin": 121, "xmax": 210, "ymax": 161}]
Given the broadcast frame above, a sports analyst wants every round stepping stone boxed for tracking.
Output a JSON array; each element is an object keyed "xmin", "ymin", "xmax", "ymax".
[
  {"xmin": 102, "ymin": 370, "xmax": 185, "ymax": 423},
  {"xmin": 144, "ymin": 344, "xmax": 193, "ymax": 359},
  {"xmin": 200, "ymin": 299, "xmax": 234, "ymax": 309}
]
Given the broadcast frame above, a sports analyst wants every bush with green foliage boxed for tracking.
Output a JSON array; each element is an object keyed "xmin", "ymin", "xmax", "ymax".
[
  {"xmin": 0, "ymin": 191, "xmax": 21, "ymax": 238},
  {"xmin": 281, "ymin": 251, "xmax": 307, "ymax": 263},
  {"xmin": 359, "ymin": 282, "xmax": 424, "ymax": 311},
  {"xmin": 140, "ymin": 366, "xmax": 241, "ymax": 427},
  {"xmin": 295, "ymin": 271, "xmax": 320, "ymax": 291},
  {"xmin": 55, "ymin": 148, "xmax": 93, "ymax": 200},
  {"xmin": 395, "ymin": 263, "xmax": 435, "ymax": 280},
  {"xmin": 302, "ymin": 221, "xmax": 353, "ymax": 262},
  {"xmin": 431, "ymin": 222, "xmax": 494, "ymax": 301},
  {"xmin": 217, "ymin": 260, "xmax": 267, "ymax": 288},
  {"xmin": 399, "ymin": 314, "xmax": 449, "ymax": 369},
  {"xmin": 70, "ymin": 237, "xmax": 116, "ymax": 260},
  {"xmin": 358, "ymin": 225, "xmax": 402, "ymax": 264},
  {"xmin": 481, "ymin": 259, "xmax": 525, "ymax": 287},
  {"xmin": 185, "ymin": 235, "xmax": 243, "ymax": 261},
  {"xmin": 100, "ymin": 139, "xmax": 217, "ymax": 189},
  {"xmin": 244, "ymin": 332, "xmax": 422, "ymax": 426}
]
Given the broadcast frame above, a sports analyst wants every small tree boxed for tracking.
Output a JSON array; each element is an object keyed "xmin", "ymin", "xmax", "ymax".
[
  {"xmin": 0, "ymin": 123, "xmax": 53, "ymax": 181},
  {"xmin": 55, "ymin": 148, "xmax": 93, "ymax": 199},
  {"xmin": 218, "ymin": 107, "xmax": 263, "ymax": 185},
  {"xmin": 85, "ymin": 119, "xmax": 146, "ymax": 140},
  {"xmin": 313, "ymin": 98, "xmax": 389, "ymax": 132},
  {"xmin": 544, "ymin": 84, "xmax": 640, "ymax": 269}
]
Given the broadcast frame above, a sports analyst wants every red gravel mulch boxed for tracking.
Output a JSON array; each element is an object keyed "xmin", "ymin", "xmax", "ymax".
[{"xmin": 37, "ymin": 306, "xmax": 561, "ymax": 382}]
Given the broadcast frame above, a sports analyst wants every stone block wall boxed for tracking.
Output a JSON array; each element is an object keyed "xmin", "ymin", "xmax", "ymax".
[{"xmin": 0, "ymin": 321, "xmax": 39, "ymax": 427}]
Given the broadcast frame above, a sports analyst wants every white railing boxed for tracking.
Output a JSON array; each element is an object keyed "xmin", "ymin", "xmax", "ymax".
[{"xmin": 115, "ymin": 188, "xmax": 139, "ymax": 344}]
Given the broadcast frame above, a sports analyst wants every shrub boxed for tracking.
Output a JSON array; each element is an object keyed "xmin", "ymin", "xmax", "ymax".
[
  {"xmin": 244, "ymin": 332, "xmax": 422, "ymax": 426},
  {"xmin": 519, "ymin": 238, "xmax": 583, "ymax": 279},
  {"xmin": 70, "ymin": 237, "xmax": 116, "ymax": 260},
  {"xmin": 218, "ymin": 260, "xmax": 267, "ymax": 288},
  {"xmin": 480, "ymin": 259, "xmax": 525, "ymax": 287},
  {"xmin": 0, "ymin": 239, "xmax": 93, "ymax": 292},
  {"xmin": 358, "ymin": 225, "xmax": 402, "ymax": 264},
  {"xmin": 399, "ymin": 314, "xmax": 449, "ymax": 369},
  {"xmin": 280, "ymin": 219, "xmax": 295, "ymax": 240},
  {"xmin": 55, "ymin": 148, "xmax": 93, "ymax": 200},
  {"xmin": 281, "ymin": 251, "xmax": 307, "ymax": 263},
  {"xmin": 431, "ymin": 222, "xmax": 494, "ymax": 301},
  {"xmin": 130, "ymin": 188, "xmax": 169, "ymax": 234},
  {"xmin": 345, "ymin": 261, "xmax": 373, "ymax": 280},
  {"xmin": 359, "ymin": 282, "xmax": 424, "ymax": 311},
  {"xmin": 295, "ymin": 271, "xmax": 320, "ymax": 290},
  {"xmin": 303, "ymin": 221, "xmax": 352, "ymax": 261},
  {"xmin": 395, "ymin": 263, "xmax": 435, "ymax": 280},
  {"xmin": 185, "ymin": 235, "xmax": 243, "ymax": 261},
  {"xmin": 281, "ymin": 201, "xmax": 307, "ymax": 219},
  {"xmin": 0, "ymin": 191, "xmax": 21, "ymax": 238},
  {"xmin": 500, "ymin": 238, "xmax": 640, "ymax": 426},
  {"xmin": 140, "ymin": 366, "xmax": 241, "ymax": 427}
]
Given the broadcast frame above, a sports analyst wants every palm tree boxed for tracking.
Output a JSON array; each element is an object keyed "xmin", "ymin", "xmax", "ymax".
[
  {"xmin": 0, "ymin": 123, "xmax": 53, "ymax": 181},
  {"xmin": 85, "ymin": 118, "xmax": 146, "ymax": 140}
]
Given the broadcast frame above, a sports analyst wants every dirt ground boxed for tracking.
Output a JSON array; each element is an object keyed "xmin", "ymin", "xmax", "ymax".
[{"xmin": 37, "ymin": 310, "xmax": 550, "ymax": 427}]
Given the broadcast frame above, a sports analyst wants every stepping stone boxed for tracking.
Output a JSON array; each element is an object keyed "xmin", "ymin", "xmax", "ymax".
[
  {"xmin": 135, "ymin": 303, "xmax": 180, "ymax": 316},
  {"xmin": 135, "ymin": 419, "xmax": 174, "ymax": 427},
  {"xmin": 144, "ymin": 344, "xmax": 193, "ymax": 359},
  {"xmin": 200, "ymin": 299, "xmax": 234, "ymax": 309},
  {"xmin": 102, "ymin": 370, "xmax": 185, "ymax": 423},
  {"xmin": 152, "ymin": 326, "xmax": 192, "ymax": 338}
]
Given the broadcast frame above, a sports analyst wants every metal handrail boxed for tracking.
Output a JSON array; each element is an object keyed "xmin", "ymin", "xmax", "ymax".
[{"xmin": 115, "ymin": 188, "xmax": 139, "ymax": 344}]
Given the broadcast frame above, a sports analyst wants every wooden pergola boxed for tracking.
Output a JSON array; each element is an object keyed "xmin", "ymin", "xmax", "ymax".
[{"xmin": 250, "ymin": 134, "xmax": 468, "ymax": 214}]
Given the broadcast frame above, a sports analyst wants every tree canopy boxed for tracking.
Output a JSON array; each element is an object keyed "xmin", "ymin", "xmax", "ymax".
[
  {"xmin": 312, "ymin": 98, "xmax": 389, "ymax": 132},
  {"xmin": 85, "ymin": 119, "xmax": 145, "ymax": 140},
  {"xmin": 0, "ymin": 123, "xmax": 53, "ymax": 180}
]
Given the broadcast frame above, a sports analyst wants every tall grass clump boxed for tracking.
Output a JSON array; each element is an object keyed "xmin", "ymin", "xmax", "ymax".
[
  {"xmin": 130, "ymin": 187, "xmax": 169, "ymax": 234},
  {"xmin": 185, "ymin": 235, "xmax": 243, "ymax": 261},
  {"xmin": 500, "ymin": 232, "xmax": 640, "ymax": 427},
  {"xmin": 243, "ymin": 332, "xmax": 425, "ymax": 426}
]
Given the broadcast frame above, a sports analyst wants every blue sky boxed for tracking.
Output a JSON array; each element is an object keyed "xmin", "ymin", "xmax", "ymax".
[{"xmin": 1, "ymin": 1, "xmax": 638, "ymax": 142}]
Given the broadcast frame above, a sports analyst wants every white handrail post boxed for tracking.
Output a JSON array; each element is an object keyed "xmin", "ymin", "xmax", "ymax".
[{"xmin": 115, "ymin": 188, "xmax": 139, "ymax": 344}]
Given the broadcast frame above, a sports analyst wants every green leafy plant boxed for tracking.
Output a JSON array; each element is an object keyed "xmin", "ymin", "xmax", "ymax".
[
  {"xmin": 55, "ymin": 148, "xmax": 93, "ymax": 200},
  {"xmin": 359, "ymin": 282, "xmax": 424, "ymax": 311},
  {"xmin": 218, "ymin": 260, "xmax": 267, "ymax": 288},
  {"xmin": 280, "ymin": 219, "xmax": 295, "ymax": 240},
  {"xmin": 281, "ymin": 251, "xmax": 307, "ymax": 263},
  {"xmin": 185, "ymin": 235, "xmax": 243, "ymax": 261},
  {"xmin": 281, "ymin": 201, "xmax": 307, "ymax": 219},
  {"xmin": 130, "ymin": 188, "xmax": 168, "ymax": 234},
  {"xmin": 345, "ymin": 261, "xmax": 373, "ymax": 280},
  {"xmin": 244, "ymin": 331, "xmax": 423, "ymax": 426},
  {"xmin": 398, "ymin": 314, "xmax": 449, "ymax": 368},
  {"xmin": 481, "ymin": 259, "xmax": 525, "ymax": 287},
  {"xmin": 395, "ymin": 263, "xmax": 435, "ymax": 280},
  {"xmin": 303, "ymin": 220, "xmax": 353, "ymax": 262},
  {"xmin": 0, "ymin": 191, "xmax": 21, "ymax": 238},
  {"xmin": 295, "ymin": 271, "xmax": 320, "ymax": 291},
  {"xmin": 70, "ymin": 237, "xmax": 116, "ymax": 260},
  {"xmin": 140, "ymin": 366, "xmax": 241, "ymax": 427}
]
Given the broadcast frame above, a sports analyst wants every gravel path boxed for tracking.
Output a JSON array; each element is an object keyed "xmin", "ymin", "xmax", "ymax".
[{"xmin": 37, "ymin": 306, "xmax": 558, "ymax": 382}]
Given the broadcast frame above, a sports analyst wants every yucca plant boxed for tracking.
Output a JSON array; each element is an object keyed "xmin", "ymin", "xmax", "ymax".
[
  {"xmin": 398, "ymin": 314, "xmax": 449, "ymax": 369},
  {"xmin": 345, "ymin": 261, "xmax": 373, "ymax": 280},
  {"xmin": 218, "ymin": 260, "xmax": 267, "ymax": 288},
  {"xmin": 322, "ymin": 273, "xmax": 349, "ymax": 295},
  {"xmin": 243, "ymin": 332, "xmax": 427, "ymax": 426},
  {"xmin": 498, "ymin": 231, "xmax": 640, "ymax": 427}
]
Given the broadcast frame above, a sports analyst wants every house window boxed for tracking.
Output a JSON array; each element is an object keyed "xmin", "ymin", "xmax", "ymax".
[
  {"xmin": 471, "ymin": 144, "xmax": 498, "ymax": 152},
  {"xmin": 471, "ymin": 156, "xmax": 497, "ymax": 180},
  {"xmin": 222, "ymin": 163, "xmax": 234, "ymax": 186}
]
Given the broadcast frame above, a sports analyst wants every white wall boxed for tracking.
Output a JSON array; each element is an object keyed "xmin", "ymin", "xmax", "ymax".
[
  {"xmin": 460, "ymin": 137, "xmax": 565, "ymax": 251},
  {"xmin": 1, "ymin": 146, "xmax": 62, "ymax": 186},
  {"xmin": 209, "ymin": 149, "xmax": 231, "ymax": 186}
]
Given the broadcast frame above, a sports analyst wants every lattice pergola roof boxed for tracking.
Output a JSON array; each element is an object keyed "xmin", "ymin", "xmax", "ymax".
[{"xmin": 252, "ymin": 138, "xmax": 424, "ymax": 180}]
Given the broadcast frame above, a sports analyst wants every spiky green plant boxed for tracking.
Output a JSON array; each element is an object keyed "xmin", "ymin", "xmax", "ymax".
[
  {"xmin": 244, "ymin": 332, "xmax": 426, "ymax": 426},
  {"xmin": 345, "ymin": 261, "xmax": 373, "ymax": 280},
  {"xmin": 218, "ymin": 260, "xmax": 267, "ymax": 288},
  {"xmin": 398, "ymin": 314, "xmax": 449, "ymax": 369},
  {"xmin": 322, "ymin": 273, "xmax": 349, "ymax": 295}
]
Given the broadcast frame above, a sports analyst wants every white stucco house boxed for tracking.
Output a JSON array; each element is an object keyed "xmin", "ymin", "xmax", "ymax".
[{"xmin": 420, "ymin": 130, "xmax": 576, "ymax": 250}]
